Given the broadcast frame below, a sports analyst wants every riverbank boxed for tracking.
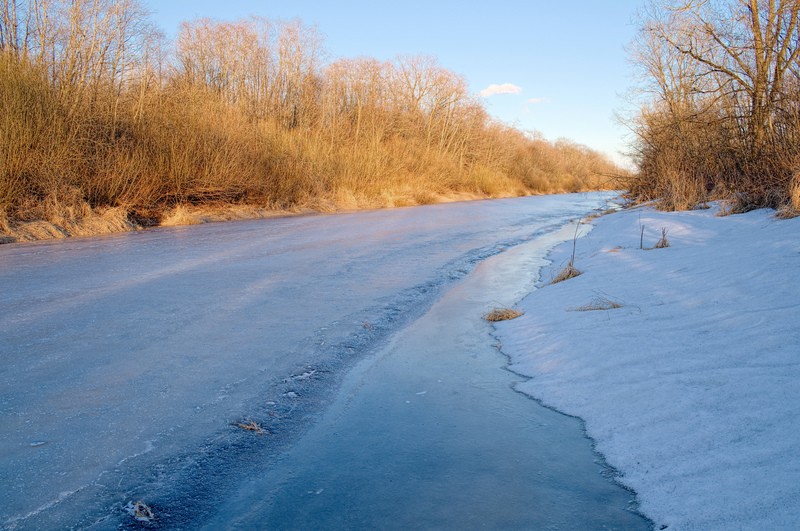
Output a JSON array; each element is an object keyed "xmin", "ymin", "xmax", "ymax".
[
  {"xmin": 0, "ymin": 190, "xmax": 506, "ymax": 244},
  {"xmin": 497, "ymin": 204, "xmax": 800, "ymax": 529}
]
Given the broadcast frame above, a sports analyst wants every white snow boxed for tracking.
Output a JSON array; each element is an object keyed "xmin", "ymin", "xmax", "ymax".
[{"xmin": 497, "ymin": 204, "xmax": 800, "ymax": 530}]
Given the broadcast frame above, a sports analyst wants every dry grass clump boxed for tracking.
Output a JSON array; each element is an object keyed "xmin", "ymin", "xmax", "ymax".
[
  {"xmin": 551, "ymin": 219, "xmax": 584, "ymax": 284},
  {"xmin": 569, "ymin": 295, "xmax": 623, "ymax": 312},
  {"xmin": 551, "ymin": 263, "xmax": 582, "ymax": 284},
  {"xmin": 777, "ymin": 177, "xmax": 800, "ymax": 218},
  {"xmin": 236, "ymin": 421, "xmax": 267, "ymax": 435},
  {"xmin": 654, "ymin": 227, "xmax": 670, "ymax": 248},
  {"xmin": 484, "ymin": 308, "xmax": 524, "ymax": 322},
  {"xmin": 125, "ymin": 500, "xmax": 155, "ymax": 522},
  {"xmin": 776, "ymin": 206, "xmax": 800, "ymax": 219},
  {"xmin": 160, "ymin": 205, "xmax": 203, "ymax": 227},
  {"xmin": 1, "ymin": 207, "xmax": 135, "ymax": 242},
  {"xmin": 6, "ymin": 221, "xmax": 69, "ymax": 241}
]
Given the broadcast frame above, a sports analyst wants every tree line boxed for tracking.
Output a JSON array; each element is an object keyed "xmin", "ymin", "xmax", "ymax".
[
  {"xmin": 0, "ymin": 0, "xmax": 622, "ymax": 236},
  {"xmin": 628, "ymin": 0, "xmax": 800, "ymax": 213}
]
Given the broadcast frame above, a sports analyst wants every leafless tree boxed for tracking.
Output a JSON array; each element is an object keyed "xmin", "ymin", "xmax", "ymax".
[{"xmin": 629, "ymin": 0, "xmax": 800, "ymax": 208}]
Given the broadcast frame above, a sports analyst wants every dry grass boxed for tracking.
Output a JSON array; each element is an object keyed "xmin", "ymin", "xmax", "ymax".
[
  {"xmin": 484, "ymin": 308, "xmax": 524, "ymax": 322},
  {"xmin": 778, "ymin": 177, "xmax": 800, "ymax": 218},
  {"xmin": 236, "ymin": 421, "xmax": 267, "ymax": 435},
  {"xmin": 654, "ymin": 227, "xmax": 670, "ymax": 249},
  {"xmin": 125, "ymin": 500, "xmax": 155, "ymax": 522},
  {"xmin": 585, "ymin": 207, "xmax": 621, "ymax": 221},
  {"xmin": 1, "ymin": 207, "xmax": 136, "ymax": 243},
  {"xmin": 550, "ymin": 219, "xmax": 585, "ymax": 284},
  {"xmin": 551, "ymin": 263, "xmax": 582, "ymax": 284},
  {"xmin": 160, "ymin": 205, "xmax": 202, "ymax": 227},
  {"xmin": 569, "ymin": 295, "xmax": 623, "ymax": 312}
]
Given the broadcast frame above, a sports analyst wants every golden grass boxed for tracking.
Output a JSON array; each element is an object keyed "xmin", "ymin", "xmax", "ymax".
[
  {"xmin": 551, "ymin": 263, "xmax": 582, "ymax": 284},
  {"xmin": 778, "ymin": 177, "xmax": 800, "ymax": 218},
  {"xmin": 484, "ymin": 308, "xmax": 524, "ymax": 322},
  {"xmin": 1, "ymin": 207, "xmax": 135, "ymax": 242},
  {"xmin": 160, "ymin": 205, "xmax": 203, "ymax": 227},
  {"xmin": 776, "ymin": 207, "xmax": 799, "ymax": 219}
]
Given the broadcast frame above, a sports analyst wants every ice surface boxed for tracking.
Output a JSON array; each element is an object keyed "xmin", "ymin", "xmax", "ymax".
[
  {"xmin": 201, "ymin": 222, "xmax": 649, "ymax": 529},
  {"xmin": 0, "ymin": 193, "xmax": 613, "ymax": 528},
  {"xmin": 497, "ymin": 205, "xmax": 800, "ymax": 530}
]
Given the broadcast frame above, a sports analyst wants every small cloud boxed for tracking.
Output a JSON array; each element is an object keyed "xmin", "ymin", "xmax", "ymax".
[
  {"xmin": 527, "ymin": 97, "xmax": 548, "ymax": 104},
  {"xmin": 479, "ymin": 83, "xmax": 523, "ymax": 97}
]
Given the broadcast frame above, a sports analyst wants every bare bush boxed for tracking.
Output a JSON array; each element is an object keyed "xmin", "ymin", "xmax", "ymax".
[{"xmin": 627, "ymin": 0, "xmax": 800, "ymax": 211}]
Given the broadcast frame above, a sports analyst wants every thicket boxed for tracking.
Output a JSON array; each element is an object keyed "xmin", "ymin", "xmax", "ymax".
[
  {"xmin": 628, "ymin": 0, "xmax": 800, "ymax": 214},
  {"xmin": 0, "ymin": 1, "xmax": 622, "ymax": 237}
]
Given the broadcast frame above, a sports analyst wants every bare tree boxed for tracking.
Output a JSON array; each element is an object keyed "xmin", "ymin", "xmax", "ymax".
[
  {"xmin": 651, "ymin": 0, "xmax": 800, "ymax": 152},
  {"xmin": 322, "ymin": 57, "xmax": 389, "ymax": 144},
  {"xmin": 176, "ymin": 17, "xmax": 323, "ymax": 129}
]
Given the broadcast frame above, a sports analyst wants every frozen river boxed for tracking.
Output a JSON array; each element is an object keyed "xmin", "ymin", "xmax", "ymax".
[{"xmin": 0, "ymin": 193, "xmax": 648, "ymax": 528}]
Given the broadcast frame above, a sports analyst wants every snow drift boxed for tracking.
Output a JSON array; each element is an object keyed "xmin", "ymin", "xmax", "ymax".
[{"xmin": 497, "ymin": 205, "xmax": 800, "ymax": 530}]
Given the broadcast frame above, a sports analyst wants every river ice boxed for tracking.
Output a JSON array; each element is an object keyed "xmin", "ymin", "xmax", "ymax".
[
  {"xmin": 201, "ymin": 222, "xmax": 649, "ymax": 530},
  {"xmin": 1, "ymin": 193, "xmax": 618, "ymax": 528}
]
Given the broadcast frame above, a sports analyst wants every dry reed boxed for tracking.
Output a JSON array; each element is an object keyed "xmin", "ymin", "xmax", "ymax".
[
  {"xmin": 654, "ymin": 228, "xmax": 670, "ymax": 249},
  {"xmin": 484, "ymin": 308, "xmax": 524, "ymax": 322}
]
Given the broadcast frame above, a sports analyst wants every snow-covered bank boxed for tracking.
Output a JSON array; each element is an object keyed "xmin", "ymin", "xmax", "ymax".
[{"xmin": 496, "ymin": 205, "xmax": 800, "ymax": 530}]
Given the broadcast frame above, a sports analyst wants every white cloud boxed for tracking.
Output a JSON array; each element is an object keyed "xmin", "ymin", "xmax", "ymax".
[
  {"xmin": 527, "ymin": 97, "xmax": 547, "ymax": 104},
  {"xmin": 479, "ymin": 83, "xmax": 523, "ymax": 97}
]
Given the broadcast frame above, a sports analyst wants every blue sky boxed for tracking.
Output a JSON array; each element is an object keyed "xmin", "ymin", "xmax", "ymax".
[{"xmin": 141, "ymin": 1, "xmax": 643, "ymax": 165}]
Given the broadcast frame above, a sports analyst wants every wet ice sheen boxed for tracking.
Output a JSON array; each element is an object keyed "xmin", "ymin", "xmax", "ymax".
[{"xmin": 0, "ymin": 193, "xmax": 642, "ymax": 528}]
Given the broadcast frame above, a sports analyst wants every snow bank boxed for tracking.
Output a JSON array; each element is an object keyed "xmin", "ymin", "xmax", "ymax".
[{"xmin": 497, "ymin": 205, "xmax": 800, "ymax": 530}]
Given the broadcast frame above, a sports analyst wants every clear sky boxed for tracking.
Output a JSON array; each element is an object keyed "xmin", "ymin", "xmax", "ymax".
[{"xmin": 141, "ymin": 1, "xmax": 644, "ymax": 165}]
